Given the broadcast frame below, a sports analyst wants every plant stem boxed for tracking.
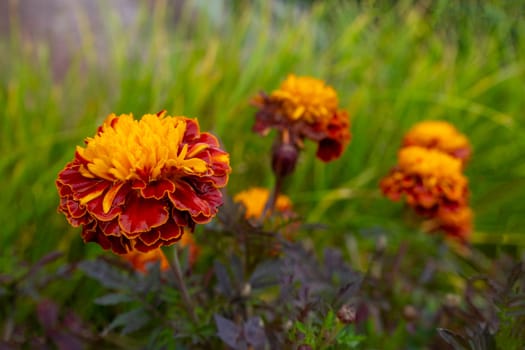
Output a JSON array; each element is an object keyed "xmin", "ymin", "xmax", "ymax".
[{"xmin": 163, "ymin": 247, "xmax": 199, "ymax": 324}]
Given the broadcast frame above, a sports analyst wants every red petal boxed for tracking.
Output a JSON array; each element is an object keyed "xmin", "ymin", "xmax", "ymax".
[
  {"xmin": 119, "ymin": 193, "xmax": 169, "ymax": 235},
  {"xmin": 183, "ymin": 118, "xmax": 200, "ymax": 140},
  {"xmin": 137, "ymin": 229, "xmax": 161, "ymax": 246},
  {"xmin": 316, "ymin": 138, "xmax": 343, "ymax": 162},
  {"xmin": 140, "ymin": 179, "xmax": 176, "ymax": 199},
  {"xmin": 99, "ymin": 219, "xmax": 122, "ymax": 237},
  {"xmin": 134, "ymin": 239, "xmax": 163, "ymax": 253},
  {"xmin": 102, "ymin": 182, "xmax": 129, "ymax": 213},
  {"xmin": 168, "ymin": 181, "xmax": 213, "ymax": 218},
  {"xmin": 158, "ymin": 220, "xmax": 185, "ymax": 240},
  {"xmin": 86, "ymin": 193, "xmax": 122, "ymax": 221},
  {"xmin": 58, "ymin": 163, "xmax": 109, "ymax": 203},
  {"xmin": 66, "ymin": 198, "xmax": 86, "ymax": 218}
]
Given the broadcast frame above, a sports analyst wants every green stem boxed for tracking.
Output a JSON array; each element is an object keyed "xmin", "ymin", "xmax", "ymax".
[{"xmin": 163, "ymin": 247, "xmax": 199, "ymax": 324}]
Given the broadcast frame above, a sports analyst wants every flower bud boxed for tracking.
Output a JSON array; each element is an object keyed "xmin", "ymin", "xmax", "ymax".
[{"xmin": 272, "ymin": 142, "xmax": 299, "ymax": 177}]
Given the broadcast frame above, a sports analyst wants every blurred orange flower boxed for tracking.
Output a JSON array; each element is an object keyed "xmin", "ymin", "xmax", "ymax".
[
  {"xmin": 122, "ymin": 248, "xmax": 170, "ymax": 273},
  {"xmin": 252, "ymin": 74, "xmax": 351, "ymax": 163},
  {"xmin": 402, "ymin": 120, "xmax": 471, "ymax": 163},
  {"xmin": 56, "ymin": 111, "xmax": 231, "ymax": 254},
  {"xmin": 380, "ymin": 146, "xmax": 469, "ymax": 216},
  {"xmin": 234, "ymin": 187, "xmax": 293, "ymax": 220},
  {"xmin": 435, "ymin": 205, "xmax": 473, "ymax": 241}
]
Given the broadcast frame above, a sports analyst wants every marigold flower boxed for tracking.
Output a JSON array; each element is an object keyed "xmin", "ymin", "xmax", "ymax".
[
  {"xmin": 123, "ymin": 248, "xmax": 170, "ymax": 273},
  {"xmin": 251, "ymin": 75, "xmax": 351, "ymax": 164},
  {"xmin": 56, "ymin": 111, "xmax": 231, "ymax": 254},
  {"xmin": 380, "ymin": 146, "xmax": 469, "ymax": 216},
  {"xmin": 436, "ymin": 205, "xmax": 473, "ymax": 241},
  {"xmin": 269, "ymin": 74, "xmax": 339, "ymax": 123},
  {"xmin": 402, "ymin": 120, "xmax": 471, "ymax": 163},
  {"xmin": 234, "ymin": 187, "xmax": 293, "ymax": 220}
]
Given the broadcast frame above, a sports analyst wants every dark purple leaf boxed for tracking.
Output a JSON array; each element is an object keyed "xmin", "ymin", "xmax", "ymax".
[
  {"xmin": 78, "ymin": 260, "xmax": 131, "ymax": 290},
  {"xmin": 214, "ymin": 314, "xmax": 244, "ymax": 349},
  {"xmin": 47, "ymin": 330, "xmax": 84, "ymax": 350},
  {"xmin": 37, "ymin": 299, "xmax": 59, "ymax": 331},
  {"xmin": 104, "ymin": 308, "xmax": 150, "ymax": 335},
  {"xmin": 249, "ymin": 260, "xmax": 280, "ymax": 289},
  {"xmin": 94, "ymin": 293, "xmax": 134, "ymax": 305},
  {"xmin": 437, "ymin": 328, "xmax": 470, "ymax": 350},
  {"xmin": 243, "ymin": 317, "xmax": 267, "ymax": 350},
  {"xmin": 214, "ymin": 261, "xmax": 233, "ymax": 297}
]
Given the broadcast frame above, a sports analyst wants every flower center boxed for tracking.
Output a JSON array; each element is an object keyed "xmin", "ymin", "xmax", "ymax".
[
  {"xmin": 270, "ymin": 75, "xmax": 339, "ymax": 123},
  {"xmin": 76, "ymin": 113, "xmax": 208, "ymax": 182}
]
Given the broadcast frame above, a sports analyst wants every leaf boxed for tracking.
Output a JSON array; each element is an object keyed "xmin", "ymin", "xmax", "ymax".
[
  {"xmin": 249, "ymin": 260, "xmax": 280, "ymax": 289},
  {"xmin": 94, "ymin": 293, "xmax": 134, "ymax": 306},
  {"xmin": 37, "ymin": 299, "xmax": 59, "ymax": 331},
  {"xmin": 78, "ymin": 260, "xmax": 131, "ymax": 290},
  {"xmin": 243, "ymin": 317, "xmax": 267, "ymax": 350},
  {"xmin": 214, "ymin": 314, "xmax": 243, "ymax": 349},
  {"xmin": 104, "ymin": 308, "xmax": 151, "ymax": 335},
  {"xmin": 437, "ymin": 328, "xmax": 471, "ymax": 350},
  {"xmin": 214, "ymin": 261, "xmax": 233, "ymax": 297},
  {"xmin": 25, "ymin": 251, "xmax": 64, "ymax": 280}
]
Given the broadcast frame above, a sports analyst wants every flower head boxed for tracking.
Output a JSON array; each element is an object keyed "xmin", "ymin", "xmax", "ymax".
[
  {"xmin": 402, "ymin": 120, "xmax": 471, "ymax": 163},
  {"xmin": 269, "ymin": 75, "xmax": 339, "ymax": 123},
  {"xmin": 380, "ymin": 146, "xmax": 469, "ymax": 216},
  {"xmin": 234, "ymin": 187, "xmax": 293, "ymax": 220},
  {"xmin": 251, "ymin": 75, "xmax": 351, "ymax": 164},
  {"xmin": 56, "ymin": 111, "xmax": 231, "ymax": 254}
]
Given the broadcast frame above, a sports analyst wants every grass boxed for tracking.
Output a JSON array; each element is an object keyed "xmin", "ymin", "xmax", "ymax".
[{"xmin": 1, "ymin": 1, "xmax": 524, "ymax": 337}]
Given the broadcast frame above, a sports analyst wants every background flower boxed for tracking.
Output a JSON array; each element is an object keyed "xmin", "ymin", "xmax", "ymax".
[
  {"xmin": 269, "ymin": 74, "xmax": 339, "ymax": 123},
  {"xmin": 251, "ymin": 75, "xmax": 351, "ymax": 163},
  {"xmin": 402, "ymin": 120, "xmax": 471, "ymax": 163},
  {"xmin": 56, "ymin": 111, "xmax": 231, "ymax": 254},
  {"xmin": 234, "ymin": 187, "xmax": 293, "ymax": 220},
  {"xmin": 380, "ymin": 146, "xmax": 469, "ymax": 217},
  {"xmin": 122, "ymin": 248, "xmax": 169, "ymax": 273}
]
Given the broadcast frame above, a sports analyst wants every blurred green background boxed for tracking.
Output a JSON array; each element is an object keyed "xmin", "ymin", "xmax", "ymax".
[{"xmin": 1, "ymin": 0, "xmax": 524, "ymax": 267}]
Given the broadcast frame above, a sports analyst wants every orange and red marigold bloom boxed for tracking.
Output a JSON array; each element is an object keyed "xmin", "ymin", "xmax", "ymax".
[
  {"xmin": 380, "ymin": 146, "xmax": 472, "ymax": 241},
  {"xmin": 402, "ymin": 120, "xmax": 471, "ymax": 164},
  {"xmin": 252, "ymin": 74, "xmax": 351, "ymax": 165},
  {"xmin": 56, "ymin": 111, "xmax": 231, "ymax": 254}
]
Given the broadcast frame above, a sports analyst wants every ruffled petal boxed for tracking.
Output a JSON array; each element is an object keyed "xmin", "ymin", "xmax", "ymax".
[
  {"xmin": 140, "ymin": 179, "xmax": 176, "ymax": 199},
  {"xmin": 119, "ymin": 192, "xmax": 169, "ymax": 235}
]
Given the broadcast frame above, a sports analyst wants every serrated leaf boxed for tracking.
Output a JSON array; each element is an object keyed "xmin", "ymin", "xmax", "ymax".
[
  {"xmin": 437, "ymin": 328, "xmax": 470, "ymax": 350},
  {"xmin": 243, "ymin": 317, "xmax": 266, "ymax": 349},
  {"xmin": 214, "ymin": 314, "xmax": 242, "ymax": 348},
  {"xmin": 214, "ymin": 261, "xmax": 232, "ymax": 297},
  {"xmin": 94, "ymin": 293, "xmax": 134, "ymax": 306},
  {"xmin": 249, "ymin": 260, "xmax": 280, "ymax": 289},
  {"xmin": 78, "ymin": 260, "xmax": 131, "ymax": 290},
  {"xmin": 105, "ymin": 308, "xmax": 151, "ymax": 335}
]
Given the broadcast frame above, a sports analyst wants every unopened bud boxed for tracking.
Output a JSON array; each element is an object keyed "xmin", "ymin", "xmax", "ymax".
[{"xmin": 272, "ymin": 142, "xmax": 299, "ymax": 177}]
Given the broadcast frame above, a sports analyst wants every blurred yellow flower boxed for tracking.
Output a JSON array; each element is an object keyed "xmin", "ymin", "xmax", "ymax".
[
  {"xmin": 402, "ymin": 120, "xmax": 471, "ymax": 163},
  {"xmin": 234, "ymin": 187, "xmax": 293, "ymax": 220},
  {"xmin": 270, "ymin": 74, "xmax": 339, "ymax": 123}
]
